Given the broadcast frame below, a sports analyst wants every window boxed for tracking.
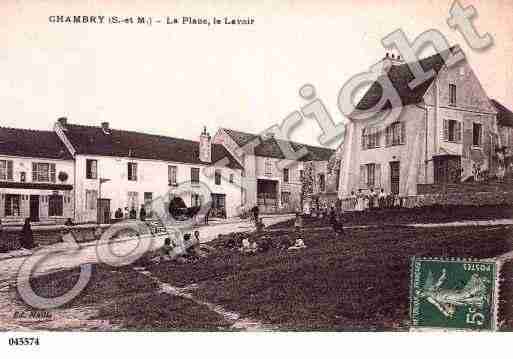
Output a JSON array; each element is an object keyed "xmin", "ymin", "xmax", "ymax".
[
  {"xmin": 281, "ymin": 191, "xmax": 291, "ymax": 204},
  {"xmin": 49, "ymin": 195, "xmax": 63, "ymax": 216},
  {"xmin": 191, "ymin": 167, "xmax": 200, "ymax": 184},
  {"xmin": 385, "ymin": 122, "xmax": 405, "ymax": 146},
  {"xmin": 264, "ymin": 159, "xmax": 273, "ymax": 177},
  {"xmin": 318, "ymin": 173, "xmax": 326, "ymax": 192},
  {"xmin": 127, "ymin": 162, "xmax": 138, "ymax": 181},
  {"xmin": 473, "ymin": 123, "xmax": 482, "ymax": 147},
  {"xmin": 366, "ymin": 163, "xmax": 376, "ymax": 188},
  {"xmin": 168, "ymin": 165, "xmax": 177, "ymax": 185},
  {"xmin": 362, "ymin": 126, "xmax": 381, "ymax": 149},
  {"xmin": 86, "ymin": 159, "xmax": 98, "ymax": 179},
  {"xmin": 443, "ymin": 119, "xmax": 462, "ymax": 142},
  {"xmin": 229, "ymin": 173, "xmax": 234, "ymax": 183},
  {"xmin": 32, "ymin": 162, "xmax": 56, "ymax": 182},
  {"xmin": 144, "ymin": 192, "xmax": 153, "ymax": 211},
  {"xmin": 85, "ymin": 190, "xmax": 98, "ymax": 210},
  {"xmin": 300, "ymin": 170, "xmax": 304, "ymax": 181},
  {"xmin": 20, "ymin": 172, "xmax": 26, "ymax": 182},
  {"xmin": 0, "ymin": 160, "xmax": 13, "ymax": 181},
  {"xmin": 360, "ymin": 163, "xmax": 381, "ymax": 189},
  {"xmin": 449, "ymin": 84, "xmax": 457, "ymax": 105},
  {"xmin": 215, "ymin": 169, "xmax": 222, "ymax": 185},
  {"xmin": 283, "ymin": 168, "xmax": 289, "ymax": 183},
  {"xmin": 127, "ymin": 191, "xmax": 138, "ymax": 210},
  {"xmin": 4, "ymin": 194, "xmax": 21, "ymax": 216},
  {"xmin": 192, "ymin": 193, "xmax": 202, "ymax": 207}
]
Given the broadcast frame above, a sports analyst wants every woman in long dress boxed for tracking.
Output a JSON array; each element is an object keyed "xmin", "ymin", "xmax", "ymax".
[
  {"xmin": 349, "ymin": 191, "xmax": 357, "ymax": 211},
  {"xmin": 356, "ymin": 189, "xmax": 365, "ymax": 211}
]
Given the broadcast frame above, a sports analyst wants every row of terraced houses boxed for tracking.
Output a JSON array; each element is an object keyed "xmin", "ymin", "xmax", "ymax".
[
  {"xmin": 2, "ymin": 46, "xmax": 513, "ymax": 224},
  {"xmin": 0, "ymin": 118, "xmax": 336, "ymax": 224}
]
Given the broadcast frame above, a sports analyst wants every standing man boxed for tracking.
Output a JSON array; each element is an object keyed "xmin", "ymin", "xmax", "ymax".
[
  {"xmin": 252, "ymin": 205, "xmax": 259, "ymax": 224},
  {"xmin": 378, "ymin": 188, "xmax": 387, "ymax": 209},
  {"xmin": 139, "ymin": 204, "xmax": 147, "ymax": 221},
  {"xmin": 204, "ymin": 206, "xmax": 210, "ymax": 225}
]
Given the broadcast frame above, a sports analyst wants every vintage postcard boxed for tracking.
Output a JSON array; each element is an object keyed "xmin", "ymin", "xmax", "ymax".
[{"xmin": 0, "ymin": 0, "xmax": 512, "ymax": 356}]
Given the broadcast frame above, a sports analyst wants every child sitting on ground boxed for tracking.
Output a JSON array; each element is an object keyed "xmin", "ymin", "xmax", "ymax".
[
  {"xmin": 240, "ymin": 237, "xmax": 257, "ymax": 255},
  {"xmin": 288, "ymin": 236, "xmax": 306, "ymax": 250},
  {"xmin": 329, "ymin": 208, "xmax": 345, "ymax": 236}
]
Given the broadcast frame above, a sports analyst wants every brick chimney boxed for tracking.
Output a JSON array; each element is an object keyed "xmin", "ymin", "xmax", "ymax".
[
  {"xmin": 199, "ymin": 126, "xmax": 212, "ymax": 163},
  {"xmin": 381, "ymin": 52, "xmax": 404, "ymax": 74},
  {"xmin": 57, "ymin": 117, "xmax": 68, "ymax": 126}
]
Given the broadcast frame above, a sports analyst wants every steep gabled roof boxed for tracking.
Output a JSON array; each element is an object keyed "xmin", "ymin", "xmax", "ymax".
[
  {"xmin": 355, "ymin": 46, "xmax": 461, "ymax": 112},
  {"xmin": 0, "ymin": 127, "xmax": 72, "ymax": 160},
  {"xmin": 222, "ymin": 128, "xmax": 335, "ymax": 162},
  {"xmin": 61, "ymin": 123, "xmax": 242, "ymax": 169},
  {"xmin": 490, "ymin": 99, "xmax": 513, "ymax": 128}
]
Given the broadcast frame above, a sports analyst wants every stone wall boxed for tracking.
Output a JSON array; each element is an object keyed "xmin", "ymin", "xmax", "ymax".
[{"xmin": 403, "ymin": 190, "xmax": 513, "ymax": 208}]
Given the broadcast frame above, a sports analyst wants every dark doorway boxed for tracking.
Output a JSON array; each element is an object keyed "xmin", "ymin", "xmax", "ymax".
[
  {"xmin": 390, "ymin": 161, "xmax": 400, "ymax": 194},
  {"xmin": 257, "ymin": 179, "xmax": 278, "ymax": 212},
  {"xmin": 97, "ymin": 198, "xmax": 111, "ymax": 224},
  {"xmin": 29, "ymin": 195, "xmax": 40, "ymax": 222},
  {"xmin": 210, "ymin": 193, "xmax": 226, "ymax": 218},
  {"xmin": 434, "ymin": 155, "xmax": 461, "ymax": 184}
]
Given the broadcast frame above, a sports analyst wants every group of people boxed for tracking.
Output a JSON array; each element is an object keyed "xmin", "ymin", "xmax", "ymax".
[
  {"xmin": 114, "ymin": 204, "xmax": 148, "ymax": 221},
  {"xmin": 158, "ymin": 230, "xmax": 215, "ymax": 263},
  {"xmin": 347, "ymin": 188, "xmax": 400, "ymax": 211}
]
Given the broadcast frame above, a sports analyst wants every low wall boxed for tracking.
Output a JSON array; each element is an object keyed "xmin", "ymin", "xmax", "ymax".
[
  {"xmin": 402, "ymin": 191, "xmax": 513, "ymax": 208},
  {"xmin": 418, "ymin": 182, "xmax": 513, "ymax": 194}
]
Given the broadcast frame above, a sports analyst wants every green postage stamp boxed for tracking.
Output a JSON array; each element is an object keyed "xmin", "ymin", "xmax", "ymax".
[{"xmin": 410, "ymin": 258, "xmax": 498, "ymax": 331}]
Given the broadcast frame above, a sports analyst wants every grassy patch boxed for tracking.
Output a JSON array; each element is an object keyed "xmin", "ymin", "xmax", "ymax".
[
  {"xmin": 148, "ymin": 225, "xmax": 513, "ymax": 330},
  {"xmin": 269, "ymin": 205, "xmax": 513, "ymax": 229},
  {"xmin": 17, "ymin": 264, "xmax": 231, "ymax": 331}
]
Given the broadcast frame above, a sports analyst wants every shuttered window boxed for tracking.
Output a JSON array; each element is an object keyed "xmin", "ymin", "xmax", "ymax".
[
  {"xmin": 385, "ymin": 122, "xmax": 405, "ymax": 146},
  {"xmin": 127, "ymin": 162, "xmax": 138, "ymax": 181},
  {"xmin": 473, "ymin": 123, "xmax": 482, "ymax": 147},
  {"xmin": 361, "ymin": 163, "xmax": 381, "ymax": 189},
  {"xmin": 0, "ymin": 160, "xmax": 13, "ymax": 181},
  {"xmin": 85, "ymin": 190, "xmax": 98, "ymax": 210},
  {"xmin": 362, "ymin": 126, "xmax": 381, "ymax": 149},
  {"xmin": 191, "ymin": 167, "xmax": 200, "ymax": 183},
  {"xmin": 443, "ymin": 119, "xmax": 462, "ymax": 143},
  {"xmin": 168, "ymin": 165, "xmax": 177, "ymax": 185},
  {"xmin": 86, "ymin": 159, "xmax": 98, "ymax": 179},
  {"xmin": 449, "ymin": 84, "xmax": 457, "ymax": 105},
  {"xmin": 215, "ymin": 169, "xmax": 222, "ymax": 185}
]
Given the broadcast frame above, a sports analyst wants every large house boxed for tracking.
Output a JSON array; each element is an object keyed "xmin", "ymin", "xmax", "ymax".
[
  {"xmin": 491, "ymin": 99, "xmax": 513, "ymax": 175},
  {"xmin": 54, "ymin": 118, "xmax": 243, "ymax": 223},
  {"xmin": 214, "ymin": 128, "xmax": 336, "ymax": 213},
  {"xmin": 0, "ymin": 127, "xmax": 74, "ymax": 223},
  {"xmin": 338, "ymin": 46, "xmax": 507, "ymax": 198}
]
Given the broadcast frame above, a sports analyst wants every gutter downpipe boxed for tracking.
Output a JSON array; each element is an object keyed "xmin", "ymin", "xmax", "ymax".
[{"xmin": 415, "ymin": 103, "xmax": 428, "ymax": 182}]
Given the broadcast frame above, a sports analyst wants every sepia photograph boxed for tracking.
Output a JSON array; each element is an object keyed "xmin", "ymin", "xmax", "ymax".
[{"xmin": 1, "ymin": 0, "xmax": 512, "ymax": 356}]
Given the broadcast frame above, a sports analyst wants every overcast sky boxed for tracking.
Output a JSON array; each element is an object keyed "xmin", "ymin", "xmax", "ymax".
[{"xmin": 1, "ymin": 0, "xmax": 512, "ymax": 149}]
